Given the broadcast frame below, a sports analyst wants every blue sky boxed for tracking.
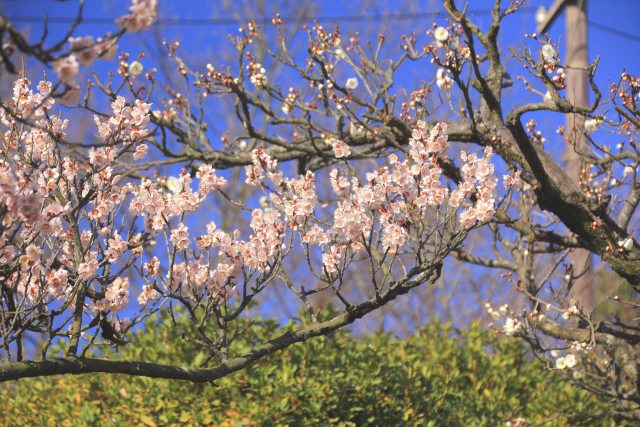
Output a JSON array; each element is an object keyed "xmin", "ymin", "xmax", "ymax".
[
  {"xmin": 3, "ymin": 0, "xmax": 638, "ymax": 141},
  {"xmin": 3, "ymin": 0, "xmax": 639, "ymax": 78},
  {"xmin": 3, "ymin": 0, "xmax": 638, "ymax": 116},
  {"xmin": 2, "ymin": 0, "xmax": 640, "ymax": 334}
]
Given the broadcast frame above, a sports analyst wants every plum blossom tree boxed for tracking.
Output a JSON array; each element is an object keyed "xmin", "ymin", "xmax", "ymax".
[{"xmin": 0, "ymin": 0, "xmax": 639, "ymax": 419}]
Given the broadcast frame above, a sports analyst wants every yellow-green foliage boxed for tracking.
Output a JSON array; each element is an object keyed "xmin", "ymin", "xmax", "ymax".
[{"xmin": 0, "ymin": 313, "xmax": 618, "ymax": 426}]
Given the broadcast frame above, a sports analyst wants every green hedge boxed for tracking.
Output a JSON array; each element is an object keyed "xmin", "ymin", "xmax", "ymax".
[{"xmin": 0, "ymin": 313, "xmax": 618, "ymax": 426}]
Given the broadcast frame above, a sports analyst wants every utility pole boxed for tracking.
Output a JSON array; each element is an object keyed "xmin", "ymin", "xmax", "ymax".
[{"xmin": 538, "ymin": 0, "xmax": 595, "ymax": 313}]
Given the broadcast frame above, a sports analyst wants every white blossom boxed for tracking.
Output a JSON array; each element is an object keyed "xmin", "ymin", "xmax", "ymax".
[
  {"xmin": 436, "ymin": 68, "xmax": 453, "ymax": 90},
  {"xmin": 434, "ymin": 26, "xmax": 449, "ymax": 43},
  {"xmin": 503, "ymin": 317, "xmax": 522, "ymax": 336},
  {"xmin": 541, "ymin": 44, "xmax": 557, "ymax": 65},
  {"xmin": 618, "ymin": 236, "xmax": 634, "ymax": 251},
  {"xmin": 499, "ymin": 304, "xmax": 508, "ymax": 316},
  {"xmin": 129, "ymin": 61, "xmax": 143, "ymax": 77},
  {"xmin": 562, "ymin": 305, "xmax": 578, "ymax": 320},
  {"xmin": 623, "ymin": 165, "xmax": 635, "ymax": 178},
  {"xmin": 556, "ymin": 354, "xmax": 577, "ymax": 369},
  {"xmin": 346, "ymin": 77, "xmax": 359, "ymax": 90},
  {"xmin": 166, "ymin": 176, "xmax": 182, "ymax": 193},
  {"xmin": 349, "ymin": 122, "xmax": 366, "ymax": 139},
  {"xmin": 583, "ymin": 118, "xmax": 600, "ymax": 133},
  {"xmin": 535, "ymin": 6, "xmax": 547, "ymax": 25}
]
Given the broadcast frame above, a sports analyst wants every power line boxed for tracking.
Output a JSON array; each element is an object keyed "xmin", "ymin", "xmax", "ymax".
[
  {"xmin": 3, "ymin": 9, "xmax": 533, "ymax": 26},
  {"xmin": 3, "ymin": 9, "xmax": 640, "ymax": 43},
  {"xmin": 588, "ymin": 20, "xmax": 640, "ymax": 43}
]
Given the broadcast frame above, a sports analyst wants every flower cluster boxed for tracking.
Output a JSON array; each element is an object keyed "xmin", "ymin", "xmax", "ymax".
[
  {"xmin": 52, "ymin": 36, "xmax": 117, "ymax": 103},
  {"xmin": 503, "ymin": 170, "xmax": 522, "ymax": 190},
  {"xmin": 281, "ymin": 88, "xmax": 298, "ymax": 115},
  {"xmin": 0, "ymin": 77, "xmax": 160, "ymax": 325},
  {"xmin": 485, "ymin": 303, "xmax": 522, "ymax": 336},
  {"xmin": 7, "ymin": 77, "xmax": 54, "ymax": 118},
  {"xmin": 130, "ymin": 165, "xmax": 226, "ymax": 232},
  {"xmin": 93, "ymin": 96, "xmax": 152, "ymax": 144},
  {"xmin": 1, "ymin": 82, "xmax": 500, "ymax": 340},
  {"xmin": 115, "ymin": 0, "xmax": 158, "ymax": 32},
  {"xmin": 315, "ymin": 121, "xmax": 496, "ymax": 270},
  {"xmin": 451, "ymin": 147, "xmax": 497, "ymax": 228},
  {"xmin": 53, "ymin": 56, "xmax": 79, "ymax": 85},
  {"xmin": 327, "ymin": 137, "xmax": 351, "ymax": 158},
  {"xmin": 584, "ymin": 118, "xmax": 602, "ymax": 133},
  {"xmin": 555, "ymin": 353, "xmax": 577, "ymax": 370},
  {"xmin": 94, "ymin": 277, "xmax": 130, "ymax": 312},
  {"xmin": 151, "ymin": 122, "xmax": 497, "ymax": 300},
  {"xmin": 436, "ymin": 68, "xmax": 453, "ymax": 90},
  {"xmin": 541, "ymin": 43, "xmax": 558, "ymax": 65},
  {"xmin": 248, "ymin": 61, "xmax": 268, "ymax": 89}
]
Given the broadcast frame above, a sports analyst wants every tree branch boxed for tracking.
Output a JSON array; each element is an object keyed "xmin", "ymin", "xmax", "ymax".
[{"xmin": 0, "ymin": 259, "xmax": 442, "ymax": 382}]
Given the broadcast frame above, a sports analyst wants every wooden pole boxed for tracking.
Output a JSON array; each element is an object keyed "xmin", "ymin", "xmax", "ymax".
[
  {"xmin": 537, "ymin": 0, "xmax": 595, "ymax": 313},
  {"xmin": 564, "ymin": 0, "xmax": 595, "ymax": 313}
]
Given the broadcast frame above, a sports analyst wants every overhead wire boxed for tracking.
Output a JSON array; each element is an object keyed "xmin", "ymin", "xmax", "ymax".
[
  {"xmin": 3, "ymin": 9, "xmax": 528, "ymax": 25},
  {"xmin": 2, "ymin": 8, "xmax": 640, "ymax": 43}
]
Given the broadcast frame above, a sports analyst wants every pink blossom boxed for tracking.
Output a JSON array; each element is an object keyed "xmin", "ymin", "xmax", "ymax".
[
  {"xmin": 381, "ymin": 222, "xmax": 408, "ymax": 253},
  {"xmin": 138, "ymin": 284, "xmax": 158, "ymax": 305},
  {"xmin": 19, "ymin": 244, "xmax": 43, "ymax": 268},
  {"xmin": 53, "ymin": 55, "xmax": 79, "ymax": 84},
  {"xmin": 277, "ymin": 171, "xmax": 317, "ymax": 229},
  {"xmin": 302, "ymin": 225, "xmax": 330, "ymax": 246},
  {"xmin": 95, "ymin": 37, "xmax": 118, "ymax": 60},
  {"xmin": 329, "ymin": 168, "xmax": 351, "ymax": 198},
  {"xmin": 59, "ymin": 85, "xmax": 81, "ymax": 106},
  {"xmin": 133, "ymin": 143, "xmax": 149, "ymax": 160},
  {"xmin": 69, "ymin": 36, "xmax": 98, "ymax": 66},
  {"xmin": 144, "ymin": 256, "xmax": 161, "ymax": 276},
  {"xmin": 105, "ymin": 233, "xmax": 128, "ymax": 263},
  {"xmin": 328, "ymin": 138, "xmax": 351, "ymax": 158},
  {"xmin": 11, "ymin": 78, "xmax": 55, "ymax": 116},
  {"xmin": 37, "ymin": 80, "xmax": 52, "ymax": 96},
  {"xmin": 242, "ymin": 208, "xmax": 285, "ymax": 270},
  {"xmin": 78, "ymin": 253, "xmax": 99, "ymax": 281},
  {"xmin": 96, "ymin": 277, "xmax": 130, "ymax": 311},
  {"xmin": 89, "ymin": 147, "xmax": 117, "ymax": 166},
  {"xmin": 503, "ymin": 170, "xmax": 522, "ymax": 190},
  {"xmin": 170, "ymin": 223, "xmax": 190, "ymax": 251},
  {"xmin": 93, "ymin": 96, "xmax": 151, "ymax": 142},
  {"xmin": 322, "ymin": 244, "xmax": 346, "ymax": 274},
  {"xmin": 115, "ymin": 0, "xmax": 158, "ymax": 32},
  {"xmin": 168, "ymin": 262, "xmax": 188, "ymax": 292},
  {"xmin": 246, "ymin": 148, "xmax": 280, "ymax": 186},
  {"xmin": 196, "ymin": 164, "xmax": 227, "ymax": 194},
  {"xmin": 46, "ymin": 268, "xmax": 69, "ymax": 299},
  {"xmin": 188, "ymin": 259, "xmax": 209, "ymax": 288},
  {"xmin": 332, "ymin": 200, "xmax": 371, "ymax": 242}
]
